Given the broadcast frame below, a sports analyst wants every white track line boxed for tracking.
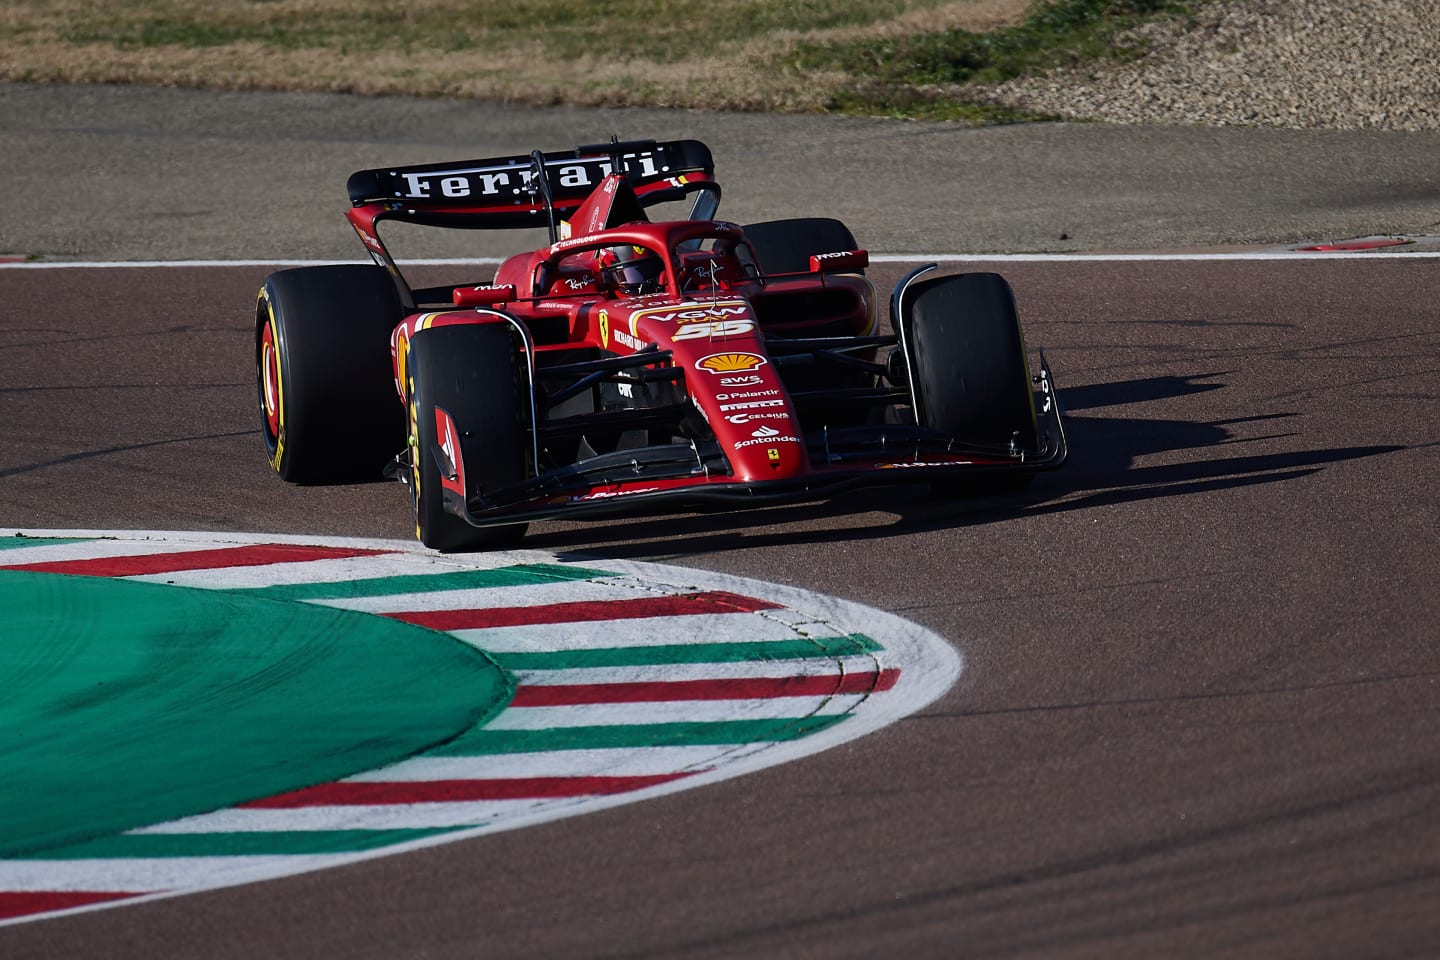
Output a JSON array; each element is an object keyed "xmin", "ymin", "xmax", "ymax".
[
  {"xmin": 303, "ymin": 577, "xmax": 666, "ymax": 614},
  {"xmin": 483, "ymin": 695, "xmax": 868, "ymax": 729},
  {"xmin": 121, "ymin": 552, "xmax": 549, "ymax": 589},
  {"xmin": 127, "ymin": 801, "xmax": 598, "ymax": 834},
  {"xmin": 343, "ymin": 746, "xmax": 750, "ymax": 781},
  {"xmin": 509, "ymin": 656, "xmax": 882, "ymax": 686},
  {"xmin": 0, "ymin": 856, "xmax": 356, "ymax": 893},
  {"xmin": 5, "ymin": 251, "xmax": 1440, "ymax": 270},
  {"xmin": 0, "ymin": 539, "xmax": 250, "ymax": 565},
  {"xmin": 450, "ymin": 612, "xmax": 832, "ymax": 652}
]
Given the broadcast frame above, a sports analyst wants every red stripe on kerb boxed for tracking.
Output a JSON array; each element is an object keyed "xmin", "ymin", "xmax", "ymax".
[
  {"xmin": 1297, "ymin": 238, "xmax": 1412, "ymax": 251},
  {"xmin": 2, "ymin": 544, "xmax": 389, "ymax": 577},
  {"xmin": 512, "ymin": 668, "xmax": 901, "ymax": 706},
  {"xmin": 386, "ymin": 590, "xmax": 781, "ymax": 630},
  {"xmin": 241, "ymin": 772, "xmax": 695, "ymax": 807},
  {"xmin": 0, "ymin": 891, "xmax": 140, "ymax": 920}
]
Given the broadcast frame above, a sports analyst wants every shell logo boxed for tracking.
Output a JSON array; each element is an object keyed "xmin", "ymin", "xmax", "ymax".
[{"xmin": 696, "ymin": 352, "xmax": 768, "ymax": 375}]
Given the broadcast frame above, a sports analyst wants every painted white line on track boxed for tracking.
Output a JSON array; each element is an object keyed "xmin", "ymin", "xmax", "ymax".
[
  {"xmin": 0, "ymin": 857, "xmax": 357, "ymax": 894},
  {"xmin": 303, "ymin": 577, "xmax": 668, "ymax": 614},
  {"xmin": 872, "ymin": 251, "xmax": 1440, "ymax": 262},
  {"xmin": 0, "ymin": 259, "xmax": 402, "ymax": 269},
  {"xmin": 120, "ymin": 552, "xmax": 522, "ymax": 589},
  {"xmin": 343, "ymin": 747, "xmax": 748, "ymax": 782},
  {"xmin": 482, "ymin": 695, "xmax": 869, "ymax": 729},
  {"xmin": 0, "ymin": 538, "xmax": 252, "ymax": 566},
  {"xmin": 129, "ymin": 800, "xmax": 602, "ymax": 834},
  {"xmin": 5, "ymin": 251, "xmax": 1440, "ymax": 270},
  {"xmin": 509, "ymin": 656, "xmax": 882, "ymax": 686},
  {"xmin": 449, "ymin": 612, "xmax": 831, "ymax": 652}
]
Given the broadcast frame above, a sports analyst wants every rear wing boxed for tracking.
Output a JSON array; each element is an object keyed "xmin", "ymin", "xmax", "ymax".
[
  {"xmin": 345, "ymin": 138, "xmax": 720, "ymax": 310},
  {"xmin": 346, "ymin": 139, "xmax": 718, "ymax": 231}
]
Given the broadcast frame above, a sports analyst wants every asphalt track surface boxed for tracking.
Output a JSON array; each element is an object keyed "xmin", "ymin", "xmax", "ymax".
[{"xmin": 3, "ymin": 83, "xmax": 1440, "ymax": 958}]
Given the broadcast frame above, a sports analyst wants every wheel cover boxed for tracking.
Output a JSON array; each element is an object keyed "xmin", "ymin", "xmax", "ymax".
[
  {"xmin": 259, "ymin": 318, "xmax": 281, "ymax": 441},
  {"xmin": 255, "ymin": 297, "xmax": 286, "ymax": 473}
]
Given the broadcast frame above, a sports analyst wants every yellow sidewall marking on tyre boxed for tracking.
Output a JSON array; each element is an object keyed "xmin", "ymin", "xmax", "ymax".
[{"xmin": 257, "ymin": 289, "xmax": 286, "ymax": 472}]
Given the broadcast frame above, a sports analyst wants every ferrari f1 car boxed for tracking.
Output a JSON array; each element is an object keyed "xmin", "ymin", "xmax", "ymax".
[{"xmin": 255, "ymin": 138, "xmax": 1066, "ymax": 550}]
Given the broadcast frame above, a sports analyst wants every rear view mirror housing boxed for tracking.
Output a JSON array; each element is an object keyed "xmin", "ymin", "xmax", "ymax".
[
  {"xmin": 453, "ymin": 284, "xmax": 516, "ymax": 307},
  {"xmin": 809, "ymin": 249, "xmax": 869, "ymax": 274}
]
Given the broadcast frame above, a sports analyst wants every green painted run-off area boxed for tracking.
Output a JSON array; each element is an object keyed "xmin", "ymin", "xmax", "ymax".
[{"xmin": 0, "ymin": 567, "xmax": 512, "ymax": 858}]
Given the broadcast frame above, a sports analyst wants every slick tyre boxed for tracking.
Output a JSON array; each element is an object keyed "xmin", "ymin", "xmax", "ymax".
[
  {"xmin": 406, "ymin": 323, "xmax": 529, "ymax": 552},
  {"xmin": 744, "ymin": 217, "xmax": 872, "ymax": 420},
  {"xmin": 904, "ymin": 272, "xmax": 1038, "ymax": 495},
  {"xmin": 741, "ymin": 217, "xmax": 861, "ymax": 275},
  {"xmin": 256, "ymin": 265, "xmax": 405, "ymax": 484}
]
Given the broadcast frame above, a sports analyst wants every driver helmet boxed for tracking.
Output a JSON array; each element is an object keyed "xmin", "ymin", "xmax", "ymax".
[{"xmin": 598, "ymin": 245, "xmax": 665, "ymax": 296}]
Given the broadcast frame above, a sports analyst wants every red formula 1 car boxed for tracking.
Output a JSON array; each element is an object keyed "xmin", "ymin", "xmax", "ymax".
[{"xmin": 255, "ymin": 138, "xmax": 1066, "ymax": 550}]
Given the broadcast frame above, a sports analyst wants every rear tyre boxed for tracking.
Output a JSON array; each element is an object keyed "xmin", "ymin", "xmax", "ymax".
[
  {"xmin": 256, "ymin": 265, "xmax": 404, "ymax": 484},
  {"xmin": 744, "ymin": 217, "xmax": 872, "ymax": 427},
  {"xmin": 406, "ymin": 324, "xmax": 529, "ymax": 552},
  {"xmin": 904, "ymin": 272, "xmax": 1037, "ymax": 497},
  {"xmin": 741, "ymin": 217, "xmax": 861, "ymax": 275}
]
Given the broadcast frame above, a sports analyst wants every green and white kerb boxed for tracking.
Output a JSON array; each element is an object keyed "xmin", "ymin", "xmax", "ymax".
[{"xmin": 0, "ymin": 530, "xmax": 961, "ymax": 926}]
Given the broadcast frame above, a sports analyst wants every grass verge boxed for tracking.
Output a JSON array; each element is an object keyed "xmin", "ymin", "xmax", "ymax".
[
  {"xmin": 792, "ymin": 0, "xmax": 1206, "ymax": 120},
  {"xmin": 1, "ymin": 0, "xmax": 1213, "ymax": 121}
]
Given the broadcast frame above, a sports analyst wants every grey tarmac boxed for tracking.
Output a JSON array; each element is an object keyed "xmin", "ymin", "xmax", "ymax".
[
  {"xmin": 3, "ymin": 82, "xmax": 1440, "ymax": 261},
  {"xmin": 1, "ymin": 82, "xmax": 1438, "ymax": 960}
]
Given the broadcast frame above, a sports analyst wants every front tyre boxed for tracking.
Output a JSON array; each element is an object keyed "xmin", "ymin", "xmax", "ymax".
[
  {"xmin": 256, "ymin": 265, "xmax": 404, "ymax": 484},
  {"xmin": 406, "ymin": 323, "xmax": 529, "ymax": 552},
  {"xmin": 904, "ymin": 272, "xmax": 1038, "ymax": 496}
]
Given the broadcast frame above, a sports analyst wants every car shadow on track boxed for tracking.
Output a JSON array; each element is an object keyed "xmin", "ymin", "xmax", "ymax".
[{"xmin": 530, "ymin": 373, "xmax": 1406, "ymax": 560}]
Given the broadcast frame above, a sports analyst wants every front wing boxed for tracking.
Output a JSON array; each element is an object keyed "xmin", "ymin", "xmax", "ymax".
[{"xmin": 434, "ymin": 357, "xmax": 1069, "ymax": 529}]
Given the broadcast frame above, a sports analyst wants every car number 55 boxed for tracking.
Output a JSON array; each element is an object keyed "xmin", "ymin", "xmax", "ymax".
[{"xmin": 672, "ymin": 319, "xmax": 756, "ymax": 340}]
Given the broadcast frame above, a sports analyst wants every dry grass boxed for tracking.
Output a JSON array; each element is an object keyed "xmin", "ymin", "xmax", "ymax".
[{"xmin": 0, "ymin": 0, "xmax": 1034, "ymax": 111}]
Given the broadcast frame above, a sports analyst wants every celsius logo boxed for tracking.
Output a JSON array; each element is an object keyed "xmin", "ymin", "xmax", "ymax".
[
  {"xmin": 751, "ymin": 425, "xmax": 780, "ymax": 438},
  {"xmin": 724, "ymin": 411, "xmax": 790, "ymax": 425}
]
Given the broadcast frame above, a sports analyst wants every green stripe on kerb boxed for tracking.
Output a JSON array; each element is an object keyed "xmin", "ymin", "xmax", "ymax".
[
  {"xmin": 239, "ymin": 563, "xmax": 619, "ymax": 601},
  {"xmin": 493, "ymin": 634, "xmax": 882, "ymax": 671},
  {"xmin": 0, "ymin": 570, "xmax": 512, "ymax": 859},
  {"xmin": 0, "ymin": 535, "xmax": 89, "ymax": 551},
  {"xmin": 13, "ymin": 829, "xmax": 462, "ymax": 859},
  {"xmin": 432, "ymin": 717, "xmax": 850, "ymax": 755}
]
